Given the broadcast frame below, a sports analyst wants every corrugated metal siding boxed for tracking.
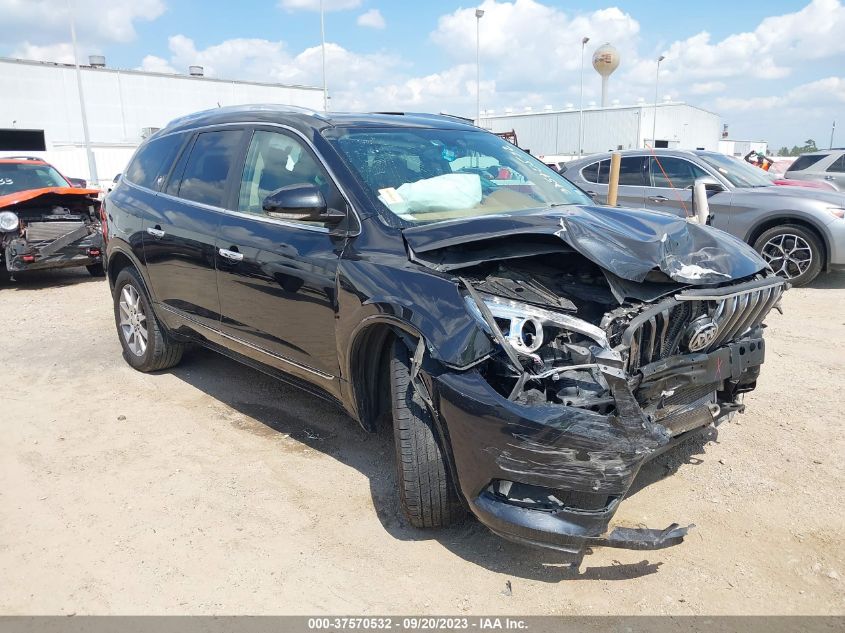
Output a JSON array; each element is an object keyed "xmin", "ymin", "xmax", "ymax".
[
  {"xmin": 481, "ymin": 103, "xmax": 721, "ymax": 156},
  {"xmin": 0, "ymin": 58, "xmax": 323, "ymax": 146}
]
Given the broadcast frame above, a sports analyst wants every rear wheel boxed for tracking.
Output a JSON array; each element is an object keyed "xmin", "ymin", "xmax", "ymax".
[
  {"xmin": 389, "ymin": 339, "xmax": 465, "ymax": 528},
  {"xmin": 753, "ymin": 224, "xmax": 823, "ymax": 287},
  {"xmin": 113, "ymin": 267, "xmax": 183, "ymax": 372}
]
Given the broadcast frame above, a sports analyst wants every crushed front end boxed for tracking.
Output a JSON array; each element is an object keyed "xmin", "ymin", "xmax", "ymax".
[
  {"xmin": 426, "ymin": 257, "xmax": 785, "ymax": 562},
  {"xmin": 1, "ymin": 190, "xmax": 104, "ymax": 276}
]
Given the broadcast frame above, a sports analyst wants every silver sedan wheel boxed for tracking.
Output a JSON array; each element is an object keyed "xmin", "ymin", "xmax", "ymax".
[
  {"xmin": 760, "ymin": 233, "xmax": 813, "ymax": 280},
  {"xmin": 118, "ymin": 284, "xmax": 148, "ymax": 357}
]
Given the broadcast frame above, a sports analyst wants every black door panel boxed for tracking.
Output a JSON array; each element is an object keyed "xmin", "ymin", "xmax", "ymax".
[
  {"xmin": 215, "ymin": 128, "xmax": 348, "ymax": 380},
  {"xmin": 216, "ymin": 217, "xmax": 344, "ymax": 378},
  {"xmin": 142, "ymin": 198, "xmax": 221, "ymax": 329},
  {"xmin": 141, "ymin": 128, "xmax": 245, "ymax": 331}
]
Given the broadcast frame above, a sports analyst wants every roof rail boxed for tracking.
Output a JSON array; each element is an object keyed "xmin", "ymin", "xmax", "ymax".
[{"xmin": 2, "ymin": 155, "xmax": 44, "ymax": 161}]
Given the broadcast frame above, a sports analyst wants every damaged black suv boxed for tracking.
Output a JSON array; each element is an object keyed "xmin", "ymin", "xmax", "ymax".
[{"xmin": 103, "ymin": 105, "xmax": 784, "ymax": 563}]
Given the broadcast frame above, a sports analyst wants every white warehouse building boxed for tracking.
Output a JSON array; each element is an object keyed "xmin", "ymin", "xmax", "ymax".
[
  {"xmin": 477, "ymin": 102, "xmax": 722, "ymax": 159},
  {"xmin": 0, "ymin": 57, "xmax": 323, "ymax": 186}
]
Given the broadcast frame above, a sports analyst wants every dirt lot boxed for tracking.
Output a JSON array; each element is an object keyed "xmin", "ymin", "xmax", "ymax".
[{"xmin": 1, "ymin": 268, "xmax": 843, "ymax": 615}]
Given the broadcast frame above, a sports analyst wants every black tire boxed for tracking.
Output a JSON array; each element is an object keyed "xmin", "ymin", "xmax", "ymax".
[
  {"xmin": 753, "ymin": 224, "xmax": 823, "ymax": 287},
  {"xmin": 389, "ymin": 339, "xmax": 465, "ymax": 528},
  {"xmin": 86, "ymin": 262, "xmax": 105, "ymax": 277},
  {"xmin": 113, "ymin": 267, "xmax": 183, "ymax": 372}
]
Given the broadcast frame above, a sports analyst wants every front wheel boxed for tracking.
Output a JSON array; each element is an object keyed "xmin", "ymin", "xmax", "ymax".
[
  {"xmin": 113, "ymin": 267, "xmax": 183, "ymax": 372},
  {"xmin": 389, "ymin": 339, "xmax": 465, "ymax": 528},
  {"xmin": 753, "ymin": 224, "xmax": 823, "ymax": 287}
]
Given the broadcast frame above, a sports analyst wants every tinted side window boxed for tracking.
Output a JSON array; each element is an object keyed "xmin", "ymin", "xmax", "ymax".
[
  {"xmin": 177, "ymin": 130, "xmax": 243, "ymax": 207},
  {"xmin": 580, "ymin": 162, "xmax": 599, "ymax": 183},
  {"xmin": 826, "ymin": 155, "xmax": 845, "ymax": 173},
  {"xmin": 788, "ymin": 154, "xmax": 828, "ymax": 172},
  {"xmin": 618, "ymin": 156, "xmax": 647, "ymax": 186},
  {"xmin": 124, "ymin": 133, "xmax": 184, "ymax": 190},
  {"xmin": 650, "ymin": 157, "xmax": 707, "ymax": 189}
]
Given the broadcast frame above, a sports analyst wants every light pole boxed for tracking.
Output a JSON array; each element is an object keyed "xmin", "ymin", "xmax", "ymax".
[
  {"xmin": 320, "ymin": 0, "xmax": 328, "ymax": 111},
  {"xmin": 651, "ymin": 55, "xmax": 665, "ymax": 147},
  {"xmin": 475, "ymin": 8, "xmax": 484, "ymax": 125},
  {"xmin": 578, "ymin": 36, "xmax": 589, "ymax": 156},
  {"xmin": 67, "ymin": 0, "xmax": 97, "ymax": 185}
]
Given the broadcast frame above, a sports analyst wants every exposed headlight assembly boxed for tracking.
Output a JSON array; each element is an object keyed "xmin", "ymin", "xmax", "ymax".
[
  {"xmin": 463, "ymin": 290, "xmax": 610, "ymax": 360},
  {"xmin": 0, "ymin": 211, "xmax": 19, "ymax": 232}
]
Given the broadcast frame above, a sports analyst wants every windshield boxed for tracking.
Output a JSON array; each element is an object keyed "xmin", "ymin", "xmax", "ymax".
[
  {"xmin": 328, "ymin": 128, "xmax": 591, "ymax": 225},
  {"xmin": 0, "ymin": 162, "xmax": 69, "ymax": 195},
  {"xmin": 697, "ymin": 153, "xmax": 775, "ymax": 188}
]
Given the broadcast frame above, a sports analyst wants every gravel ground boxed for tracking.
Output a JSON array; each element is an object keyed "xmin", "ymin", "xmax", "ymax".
[{"xmin": 0, "ymin": 268, "xmax": 843, "ymax": 615}]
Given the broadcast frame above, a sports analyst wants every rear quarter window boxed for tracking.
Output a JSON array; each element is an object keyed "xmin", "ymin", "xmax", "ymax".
[
  {"xmin": 124, "ymin": 133, "xmax": 185, "ymax": 190},
  {"xmin": 176, "ymin": 130, "xmax": 243, "ymax": 208},
  {"xmin": 788, "ymin": 154, "xmax": 829, "ymax": 173}
]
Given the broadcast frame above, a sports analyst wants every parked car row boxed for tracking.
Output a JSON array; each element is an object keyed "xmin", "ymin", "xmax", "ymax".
[
  {"xmin": 561, "ymin": 149, "xmax": 845, "ymax": 286},
  {"xmin": 784, "ymin": 148, "xmax": 845, "ymax": 191},
  {"xmin": 101, "ymin": 105, "xmax": 787, "ymax": 564}
]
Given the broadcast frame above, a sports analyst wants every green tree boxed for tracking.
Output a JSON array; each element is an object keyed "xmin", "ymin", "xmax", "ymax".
[
  {"xmin": 803, "ymin": 139, "xmax": 818, "ymax": 153},
  {"xmin": 777, "ymin": 146, "xmax": 790, "ymax": 156}
]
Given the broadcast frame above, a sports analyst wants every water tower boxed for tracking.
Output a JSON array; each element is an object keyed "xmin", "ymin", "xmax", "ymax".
[{"xmin": 592, "ymin": 43, "xmax": 620, "ymax": 107}]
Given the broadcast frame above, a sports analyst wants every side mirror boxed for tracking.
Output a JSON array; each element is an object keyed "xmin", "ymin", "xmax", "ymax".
[
  {"xmin": 687, "ymin": 176, "xmax": 725, "ymax": 193},
  {"xmin": 67, "ymin": 177, "xmax": 87, "ymax": 188},
  {"xmin": 262, "ymin": 183, "xmax": 342, "ymax": 223}
]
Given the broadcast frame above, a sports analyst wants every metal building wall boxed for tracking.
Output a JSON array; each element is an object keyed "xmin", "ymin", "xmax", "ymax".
[
  {"xmin": 1, "ymin": 58, "xmax": 323, "ymax": 145},
  {"xmin": 0, "ymin": 57, "xmax": 323, "ymax": 185},
  {"xmin": 480, "ymin": 103, "xmax": 721, "ymax": 157}
]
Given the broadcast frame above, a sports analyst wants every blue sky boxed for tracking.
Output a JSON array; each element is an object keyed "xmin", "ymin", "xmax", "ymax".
[{"xmin": 2, "ymin": 0, "xmax": 844, "ymax": 148}]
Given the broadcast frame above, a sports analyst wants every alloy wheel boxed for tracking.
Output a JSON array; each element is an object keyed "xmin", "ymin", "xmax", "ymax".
[
  {"xmin": 118, "ymin": 284, "xmax": 148, "ymax": 356},
  {"xmin": 760, "ymin": 233, "xmax": 813, "ymax": 280}
]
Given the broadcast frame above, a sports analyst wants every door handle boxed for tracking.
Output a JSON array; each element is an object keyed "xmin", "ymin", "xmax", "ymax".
[
  {"xmin": 146, "ymin": 226, "xmax": 165, "ymax": 238},
  {"xmin": 647, "ymin": 195, "xmax": 669, "ymax": 202},
  {"xmin": 218, "ymin": 247, "xmax": 244, "ymax": 262},
  {"xmin": 825, "ymin": 175, "xmax": 834, "ymax": 180}
]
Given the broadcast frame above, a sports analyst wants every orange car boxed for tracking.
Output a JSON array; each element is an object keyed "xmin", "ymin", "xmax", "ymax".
[{"xmin": 0, "ymin": 157, "xmax": 104, "ymax": 280}]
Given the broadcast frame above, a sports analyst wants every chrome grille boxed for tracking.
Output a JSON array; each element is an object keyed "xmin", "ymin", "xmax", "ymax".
[
  {"xmin": 620, "ymin": 277, "xmax": 785, "ymax": 371},
  {"xmin": 676, "ymin": 279, "xmax": 785, "ymax": 350},
  {"xmin": 26, "ymin": 221, "xmax": 86, "ymax": 242}
]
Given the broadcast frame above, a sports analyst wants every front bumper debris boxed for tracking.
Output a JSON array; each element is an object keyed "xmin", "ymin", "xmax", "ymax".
[
  {"xmin": 427, "ymin": 334, "xmax": 766, "ymax": 563},
  {"xmin": 4, "ymin": 228, "xmax": 103, "ymax": 273}
]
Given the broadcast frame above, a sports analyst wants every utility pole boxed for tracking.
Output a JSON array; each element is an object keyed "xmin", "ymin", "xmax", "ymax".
[
  {"xmin": 475, "ymin": 8, "xmax": 484, "ymax": 125},
  {"xmin": 831, "ymin": 120, "xmax": 836, "ymax": 149},
  {"xmin": 578, "ymin": 36, "xmax": 589, "ymax": 155},
  {"xmin": 651, "ymin": 55, "xmax": 665, "ymax": 148},
  {"xmin": 320, "ymin": 0, "xmax": 328, "ymax": 111},
  {"xmin": 67, "ymin": 0, "xmax": 97, "ymax": 185}
]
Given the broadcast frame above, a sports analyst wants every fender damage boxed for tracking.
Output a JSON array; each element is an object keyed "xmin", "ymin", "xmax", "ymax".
[{"xmin": 395, "ymin": 208, "xmax": 785, "ymax": 561}]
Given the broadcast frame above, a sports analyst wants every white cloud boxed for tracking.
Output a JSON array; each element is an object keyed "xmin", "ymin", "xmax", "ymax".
[
  {"xmin": 278, "ymin": 0, "xmax": 360, "ymax": 12},
  {"xmin": 149, "ymin": 35, "xmax": 401, "ymax": 107},
  {"xmin": 138, "ymin": 54, "xmax": 177, "ymax": 74},
  {"xmin": 628, "ymin": 0, "xmax": 845, "ymax": 88},
  {"xmin": 431, "ymin": 0, "xmax": 640, "ymax": 92},
  {"xmin": 714, "ymin": 76, "xmax": 845, "ymax": 112},
  {"xmin": 0, "ymin": 0, "xmax": 165, "ymax": 47},
  {"xmin": 11, "ymin": 41, "xmax": 78, "ymax": 64},
  {"xmin": 357, "ymin": 9, "xmax": 385, "ymax": 29},
  {"xmin": 372, "ymin": 64, "xmax": 496, "ymax": 112},
  {"xmin": 690, "ymin": 81, "xmax": 727, "ymax": 95}
]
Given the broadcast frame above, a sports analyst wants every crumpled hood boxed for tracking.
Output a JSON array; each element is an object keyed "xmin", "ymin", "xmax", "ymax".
[
  {"xmin": 402, "ymin": 205, "xmax": 767, "ymax": 285},
  {"xmin": 0, "ymin": 187, "xmax": 101, "ymax": 210}
]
